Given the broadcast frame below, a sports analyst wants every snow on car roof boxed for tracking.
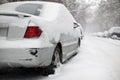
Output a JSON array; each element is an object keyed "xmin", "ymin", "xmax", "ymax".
[
  {"xmin": 0, "ymin": 1, "xmax": 62, "ymax": 12},
  {"xmin": 0, "ymin": 1, "xmax": 62, "ymax": 7},
  {"xmin": 109, "ymin": 27, "xmax": 120, "ymax": 33},
  {"xmin": 0, "ymin": 1, "xmax": 63, "ymax": 21}
]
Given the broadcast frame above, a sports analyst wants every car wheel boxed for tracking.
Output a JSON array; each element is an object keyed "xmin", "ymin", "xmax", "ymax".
[
  {"xmin": 111, "ymin": 34, "xmax": 117, "ymax": 39},
  {"xmin": 39, "ymin": 67, "xmax": 55, "ymax": 76},
  {"xmin": 51, "ymin": 46, "xmax": 61, "ymax": 68},
  {"xmin": 40, "ymin": 46, "xmax": 61, "ymax": 76}
]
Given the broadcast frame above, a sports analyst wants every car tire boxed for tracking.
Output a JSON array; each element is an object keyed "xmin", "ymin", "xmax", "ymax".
[
  {"xmin": 111, "ymin": 33, "xmax": 117, "ymax": 39},
  {"xmin": 51, "ymin": 45, "xmax": 61, "ymax": 68},
  {"xmin": 39, "ymin": 67, "xmax": 55, "ymax": 76},
  {"xmin": 40, "ymin": 45, "xmax": 61, "ymax": 76}
]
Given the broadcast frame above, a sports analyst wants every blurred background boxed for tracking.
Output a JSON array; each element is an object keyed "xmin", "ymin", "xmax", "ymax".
[{"xmin": 0, "ymin": 0, "xmax": 120, "ymax": 34}]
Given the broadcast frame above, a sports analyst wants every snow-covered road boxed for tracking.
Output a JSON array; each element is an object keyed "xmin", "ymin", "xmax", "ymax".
[
  {"xmin": 42, "ymin": 36, "xmax": 120, "ymax": 80},
  {"xmin": 0, "ymin": 36, "xmax": 120, "ymax": 80}
]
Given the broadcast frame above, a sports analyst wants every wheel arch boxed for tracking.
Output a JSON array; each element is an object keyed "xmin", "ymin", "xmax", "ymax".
[{"xmin": 56, "ymin": 42, "xmax": 63, "ymax": 63}]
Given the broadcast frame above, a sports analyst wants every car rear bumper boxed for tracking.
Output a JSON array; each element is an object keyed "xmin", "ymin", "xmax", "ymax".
[{"xmin": 0, "ymin": 47, "xmax": 54, "ymax": 68}]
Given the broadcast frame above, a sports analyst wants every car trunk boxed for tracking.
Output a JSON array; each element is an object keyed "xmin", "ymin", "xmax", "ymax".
[{"xmin": 0, "ymin": 14, "xmax": 30, "ymax": 40}]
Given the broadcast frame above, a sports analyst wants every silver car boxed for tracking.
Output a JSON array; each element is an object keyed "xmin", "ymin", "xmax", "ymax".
[
  {"xmin": 0, "ymin": 1, "xmax": 82, "ymax": 75},
  {"xmin": 108, "ymin": 27, "xmax": 120, "ymax": 38}
]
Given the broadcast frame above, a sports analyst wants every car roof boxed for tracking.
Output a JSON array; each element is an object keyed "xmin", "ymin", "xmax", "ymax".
[
  {"xmin": 0, "ymin": 1, "xmax": 62, "ymax": 12},
  {"xmin": 109, "ymin": 27, "xmax": 120, "ymax": 33},
  {"xmin": 110, "ymin": 27, "xmax": 120, "ymax": 30},
  {"xmin": 1, "ymin": 1, "xmax": 62, "ymax": 6}
]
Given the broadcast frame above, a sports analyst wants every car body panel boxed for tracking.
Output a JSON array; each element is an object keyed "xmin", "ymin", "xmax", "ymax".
[
  {"xmin": 0, "ymin": 1, "xmax": 82, "ymax": 68},
  {"xmin": 108, "ymin": 27, "xmax": 120, "ymax": 38}
]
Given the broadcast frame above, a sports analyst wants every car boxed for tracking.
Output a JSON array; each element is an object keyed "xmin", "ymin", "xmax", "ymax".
[
  {"xmin": 108, "ymin": 27, "xmax": 120, "ymax": 39},
  {"xmin": 0, "ymin": 1, "xmax": 82, "ymax": 75}
]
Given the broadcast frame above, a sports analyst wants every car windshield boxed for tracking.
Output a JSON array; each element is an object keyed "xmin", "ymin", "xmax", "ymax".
[
  {"xmin": 109, "ymin": 27, "xmax": 120, "ymax": 33},
  {"xmin": 114, "ymin": 28, "xmax": 120, "ymax": 32},
  {"xmin": 16, "ymin": 3, "xmax": 43, "ymax": 16}
]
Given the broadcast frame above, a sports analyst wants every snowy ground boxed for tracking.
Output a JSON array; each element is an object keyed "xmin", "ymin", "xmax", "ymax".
[
  {"xmin": 43, "ymin": 35, "xmax": 120, "ymax": 80},
  {"xmin": 0, "ymin": 35, "xmax": 120, "ymax": 80}
]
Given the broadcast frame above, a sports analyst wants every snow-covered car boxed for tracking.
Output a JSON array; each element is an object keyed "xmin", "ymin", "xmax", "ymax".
[
  {"xmin": 108, "ymin": 27, "xmax": 120, "ymax": 39},
  {"xmin": 0, "ymin": 1, "xmax": 82, "ymax": 75}
]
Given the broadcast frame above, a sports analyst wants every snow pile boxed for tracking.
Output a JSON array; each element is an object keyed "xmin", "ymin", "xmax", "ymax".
[{"xmin": 92, "ymin": 31, "xmax": 109, "ymax": 38}]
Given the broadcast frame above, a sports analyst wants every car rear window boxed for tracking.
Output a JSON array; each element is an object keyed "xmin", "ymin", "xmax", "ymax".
[{"xmin": 16, "ymin": 3, "xmax": 43, "ymax": 16}]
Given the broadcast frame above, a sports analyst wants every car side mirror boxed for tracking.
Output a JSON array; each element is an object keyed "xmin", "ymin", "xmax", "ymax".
[{"xmin": 73, "ymin": 22, "xmax": 79, "ymax": 29}]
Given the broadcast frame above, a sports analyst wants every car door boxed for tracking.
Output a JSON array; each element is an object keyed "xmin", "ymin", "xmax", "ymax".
[
  {"xmin": 61, "ymin": 22, "xmax": 79, "ymax": 60},
  {"xmin": 57, "ymin": 5, "xmax": 80, "ymax": 61},
  {"xmin": 66, "ymin": 22, "xmax": 80, "ymax": 52}
]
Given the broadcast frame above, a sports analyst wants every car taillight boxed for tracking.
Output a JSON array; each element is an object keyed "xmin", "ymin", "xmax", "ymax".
[{"xmin": 24, "ymin": 26, "xmax": 42, "ymax": 38}]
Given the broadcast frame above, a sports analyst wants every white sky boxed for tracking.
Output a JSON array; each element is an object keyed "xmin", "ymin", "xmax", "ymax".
[
  {"xmin": 77, "ymin": 0, "xmax": 103, "ymax": 10},
  {"xmin": 84, "ymin": 0, "xmax": 102, "ymax": 4}
]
